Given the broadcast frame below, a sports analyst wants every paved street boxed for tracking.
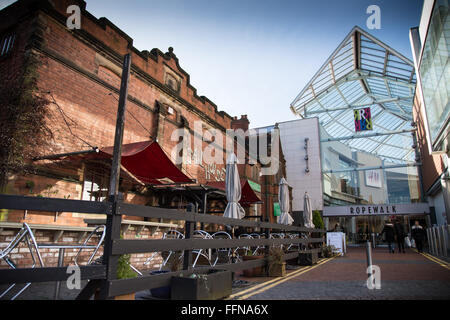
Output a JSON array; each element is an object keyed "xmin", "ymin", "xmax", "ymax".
[
  {"xmin": 231, "ymin": 247, "xmax": 450, "ymax": 300},
  {"xmin": 2, "ymin": 247, "xmax": 449, "ymax": 300}
]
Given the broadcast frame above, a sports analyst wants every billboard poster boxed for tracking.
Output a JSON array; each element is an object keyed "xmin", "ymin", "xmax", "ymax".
[
  {"xmin": 354, "ymin": 107, "xmax": 373, "ymax": 132},
  {"xmin": 365, "ymin": 169, "xmax": 382, "ymax": 188}
]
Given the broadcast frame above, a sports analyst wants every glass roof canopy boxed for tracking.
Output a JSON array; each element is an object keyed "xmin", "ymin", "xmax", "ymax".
[{"xmin": 290, "ymin": 26, "xmax": 417, "ymax": 164}]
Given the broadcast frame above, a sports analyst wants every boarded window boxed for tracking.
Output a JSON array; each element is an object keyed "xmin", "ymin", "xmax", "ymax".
[{"xmin": 165, "ymin": 73, "xmax": 180, "ymax": 92}]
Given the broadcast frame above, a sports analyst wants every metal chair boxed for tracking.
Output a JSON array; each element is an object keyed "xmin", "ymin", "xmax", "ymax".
[
  {"xmin": 233, "ymin": 234, "xmax": 253, "ymax": 262},
  {"xmin": 143, "ymin": 229, "xmax": 185, "ymax": 271},
  {"xmin": 74, "ymin": 225, "xmax": 106, "ymax": 266},
  {"xmin": 192, "ymin": 230, "xmax": 213, "ymax": 268},
  {"xmin": 0, "ymin": 223, "xmax": 44, "ymax": 300},
  {"xmin": 249, "ymin": 233, "xmax": 263, "ymax": 255},
  {"xmin": 211, "ymin": 231, "xmax": 232, "ymax": 266},
  {"xmin": 269, "ymin": 233, "xmax": 285, "ymax": 249}
]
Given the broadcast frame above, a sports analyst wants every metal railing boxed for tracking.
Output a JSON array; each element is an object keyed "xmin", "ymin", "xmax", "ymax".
[
  {"xmin": 0, "ymin": 193, "xmax": 325, "ymax": 299},
  {"xmin": 426, "ymin": 225, "xmax": 449, "ymax": 258}
]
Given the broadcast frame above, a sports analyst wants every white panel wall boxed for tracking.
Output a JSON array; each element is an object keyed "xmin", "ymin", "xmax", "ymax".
[
  {"xmin": 419, "ymin": 0, "xmax": 436, "ymax": 50},
  {"xmin": 279, "ymin": 118, "xmax": 323, "ymax": 211},
  {"xmin": 430, "ymin": 191, "xmax": 447, "ymax": 226}
]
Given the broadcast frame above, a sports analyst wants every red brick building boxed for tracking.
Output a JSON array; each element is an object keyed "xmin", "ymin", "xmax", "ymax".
[{"xmin": 0, "ymin": 0, "xmax": 289, "ymax": 270}]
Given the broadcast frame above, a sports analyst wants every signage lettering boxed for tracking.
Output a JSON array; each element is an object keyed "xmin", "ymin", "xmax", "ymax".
[{"xmin": 323, "ymin": 203, "xmax": 430, "ymax": 217}]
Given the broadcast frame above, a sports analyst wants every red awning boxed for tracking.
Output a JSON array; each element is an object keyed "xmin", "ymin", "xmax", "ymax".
[
  {"xmin": 65, "ymin": 141, "xmax": 194, "ymax": 185},
  {"xmin": 206, "ymin": 179, "xmax": 262, "ymax": 205}
]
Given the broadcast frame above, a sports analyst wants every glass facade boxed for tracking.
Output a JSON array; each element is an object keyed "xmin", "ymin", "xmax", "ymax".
[
  {"xmin": 420, "ymin": 0, "xmax": 450, "ymax": 149},
  {"xmin": 326, "ymin": 214, "xmax": 427, "ymax": 245},
  {"xmin": 320, "ymin": 127, "xmax": 421, "ymax": 207},
  {"xmin": 290, "ymin": 27, "xmax": 428, "ymax": 245}
]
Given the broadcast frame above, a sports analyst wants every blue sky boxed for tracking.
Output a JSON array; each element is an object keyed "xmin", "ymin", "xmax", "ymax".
[{"xmin": 1, "ymin": 0, "xmax": 424, "ymax": 128}]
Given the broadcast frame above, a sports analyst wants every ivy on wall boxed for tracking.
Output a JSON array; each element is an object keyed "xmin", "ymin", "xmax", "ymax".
[{"xmin": 0, "ymin": 52, "xmax": 54, "ymax": 191}]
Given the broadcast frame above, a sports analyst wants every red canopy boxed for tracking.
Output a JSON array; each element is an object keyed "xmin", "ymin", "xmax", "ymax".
[
  {"xmin": 75, "ymin": 141, "xmax": 193, "ymax": 185},
  {"xmin": 206, "ymin": 179, "xmax": 262, "ymax": 205}
]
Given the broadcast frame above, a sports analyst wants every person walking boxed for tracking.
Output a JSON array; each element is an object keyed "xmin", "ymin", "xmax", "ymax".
[
  {"xmin": 411, "ymin": 220, "xmax": 426, "ymax": 253},
  {"xmin": 380, "ymin": 219, "xmax": 396, "ymax": 253},
  {"xmin": 394, "ymin": 219, "xmax": 406, "ymax": 253}
]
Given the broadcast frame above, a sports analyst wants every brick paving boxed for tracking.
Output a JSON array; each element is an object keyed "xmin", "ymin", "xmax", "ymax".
[
  {"xmin": 2, "ymin": 247, "xmax": 449, "ymax": 300},
  {"xmin": 232, "ymin": 247, "xmax": 450, "ymax": 300}
]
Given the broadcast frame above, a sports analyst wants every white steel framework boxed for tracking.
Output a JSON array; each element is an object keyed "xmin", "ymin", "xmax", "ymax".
[{"xmin": 291, "ymin": 26, "xmax": 417, "ymax": 164}]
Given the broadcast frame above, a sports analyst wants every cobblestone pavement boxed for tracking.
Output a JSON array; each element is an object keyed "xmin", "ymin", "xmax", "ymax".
[{"xmin": 231, "ymin": 247, "xmax": 450, "ymax": 300}]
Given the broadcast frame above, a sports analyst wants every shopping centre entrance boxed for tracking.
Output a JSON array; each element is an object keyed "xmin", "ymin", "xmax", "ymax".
[{"xmin": 323, "ymin": 204, "xmax": 430, "ymax": 245}]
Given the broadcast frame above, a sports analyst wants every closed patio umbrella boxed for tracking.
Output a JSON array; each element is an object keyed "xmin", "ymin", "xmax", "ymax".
[
  {"xmin": 277, "ymin": 178, "xmax": 294, "ymax": 225},
  {"xmin": 303, "ymin": 191, "xmax": 315, "ymax": 229},
  {"xmin": 223, "ymin": 153, "xmax": 245, "ymax": 220}
]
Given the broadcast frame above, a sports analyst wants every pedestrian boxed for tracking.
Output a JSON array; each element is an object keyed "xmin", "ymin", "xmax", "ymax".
[
  {"xmin": 411, "ymin": 220, "xmax": 426, "ymax": 253},
  {"xmin": 333, "ymin": 223, "xmax": 341, "ymax": 232},
  {"xmin": 380, "ymin": 219, "xmax": 395, "ymax": 253},
  {"xmin": 394, "ymin": 218, "xmax": 406, "ymax": 253}
]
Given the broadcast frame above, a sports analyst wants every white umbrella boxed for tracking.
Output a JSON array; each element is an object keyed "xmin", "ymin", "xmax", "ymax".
[
  {"xmin": 223, "ymin": 153, "xmax": 245, "ymax": 220},
  {"xmin": 277, "ymin": 178, "xmax": 294, "ymax": 225},
  {"xmin": 303, "ymin": 191, "xmax": 315, "ymax": 229}
]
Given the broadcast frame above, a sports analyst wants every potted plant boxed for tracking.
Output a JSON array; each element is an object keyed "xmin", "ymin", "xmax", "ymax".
[
  {"xmin": 298, "ymin": 248, "xmax": 319, "ymax": 266},
  {"xmin": 322, "ymin": 245, "xmax": 334, "ymax": 258},
  {"xmin": 267, "ymin": 247, "xmax": 286, "ymax": 277},
  {"xmin": 242, "ymin": 249, "xmax": 265, "ymax": 277},
  {"xmin": 150, "ymin": 251, "xmax": 183, "ymax": 299},
  {"xmin": 312, "ymin": 210, "xmax": 325, "ymax": 257},
  {"xmin": 114, "ymin": 253, "xmax": 138, "ymax": 300},
  {"xmin": 171, "ymin": 269, "xmax": 232, "ymax": 300}
]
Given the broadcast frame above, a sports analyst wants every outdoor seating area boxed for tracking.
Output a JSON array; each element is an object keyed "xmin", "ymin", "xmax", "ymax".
[
  {"xmin": 0, "ymin": 222, "xmax": 106, "ymax": 300},
  {"xmin": 0, "ymin": 192, "xmax": 325, "ymax": 300},
  {"xmin": 0, "ymin": 144, "xmax": 324, "ymax": 300}
]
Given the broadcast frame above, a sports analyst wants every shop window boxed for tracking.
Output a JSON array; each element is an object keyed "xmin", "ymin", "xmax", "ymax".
[
  {"xmin": 0, "ymin": 33, "xmax": 15, "ymax": 57},
  {"xmin": 81, "ymin": 172, "xmax": 108, "ymax": 202}
]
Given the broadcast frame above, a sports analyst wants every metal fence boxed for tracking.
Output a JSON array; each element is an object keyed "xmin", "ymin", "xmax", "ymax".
[
  {"xmin": 0, "ymin": 193, "xmax": 325, "ymax": 299},
  {"xmin": 426, "ymin": 225, "xmax": 449, "ymax": 258}
]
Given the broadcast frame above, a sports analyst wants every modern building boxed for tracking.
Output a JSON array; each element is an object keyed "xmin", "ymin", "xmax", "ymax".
[
  {"xmin": 410, "ymin": 0, "xmax": 450, "ymax": 226},
  {"xmin": 280, "ymin": 26, "xmax": 431, "ymax": 244}
]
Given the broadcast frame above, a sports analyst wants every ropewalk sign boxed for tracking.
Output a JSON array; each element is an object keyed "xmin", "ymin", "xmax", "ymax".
[{"xmin": 323, "ymin": 203, "xmax": 430, "ymax": 217}]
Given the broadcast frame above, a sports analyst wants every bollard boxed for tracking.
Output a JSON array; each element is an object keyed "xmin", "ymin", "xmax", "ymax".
[
  {"xmin": 366, "ymin": 241, "xmax": 373, "ymax": 274},
  {"xmin": 371, "ymin": 233, "xmax": 376, "ymax": 249}
]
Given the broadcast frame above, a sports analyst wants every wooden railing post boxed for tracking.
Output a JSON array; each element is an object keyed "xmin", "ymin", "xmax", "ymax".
[
  {"xmin": 183, "ymin": 203, "xmax": 195, "ymax": 270},
  {"xmin": 98, "ymin": 53, "xmax": 131, "ymax": 300}
]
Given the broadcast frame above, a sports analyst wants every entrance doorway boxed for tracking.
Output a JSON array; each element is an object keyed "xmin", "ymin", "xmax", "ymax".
[{"xmin": 326, "ymin": 214, "xmax": 429, "ymax": 246}]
